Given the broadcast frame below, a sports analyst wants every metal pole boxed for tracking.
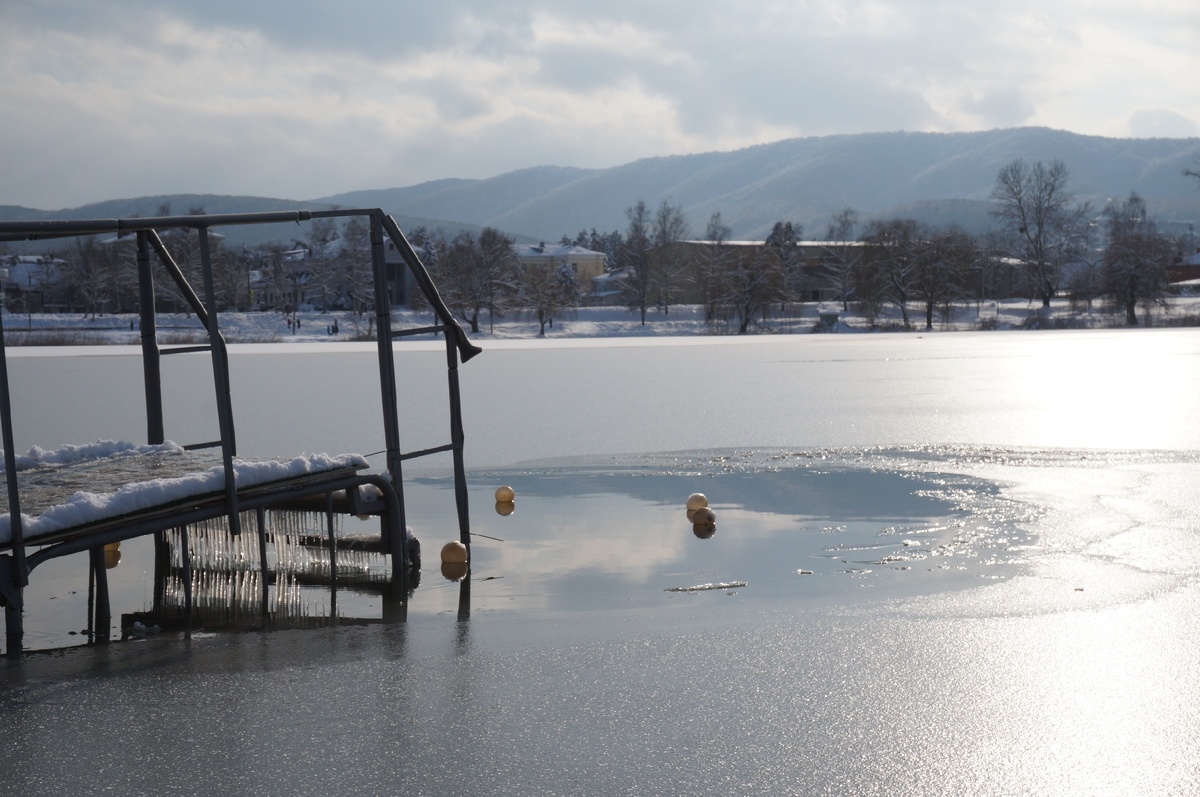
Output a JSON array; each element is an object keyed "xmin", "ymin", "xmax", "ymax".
[
  {"xmin": 136, "ymin": 231, "xmax": 164, "ymax": 444},
  {"xmin": 444, "ymin": 334, "xmax": 472, "ymax": 551},
  {"xmin": 198, "ymin": 228, "xmax": 241, "ymax": 537},
  {"xmin": 369, "ymin": 212, "xmax": 407, "ymax": 553},
  {"xmin": 89, "ymin": 546, "xmax": 111, "ymax": 644},
  {"xmin": 326, "ymin": 494, "xmax": 337, "ymax": 623},
  {"xmin": 256, "ymin": 507, "xmax": 269, "ymax": 625},
  {"xmin": 180, "ymin": 525, "xmax": 193, "ymax": 639},
  {"xmin": 0, "ymin": 297, "xmax": 27, "ymax": 656},
  {"xmin": 147, "ymin": 230, "xmax": 210, "ymax": 324}
]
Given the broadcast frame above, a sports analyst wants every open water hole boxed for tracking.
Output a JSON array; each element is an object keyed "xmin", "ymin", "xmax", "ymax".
[{"xmin": 15, "ymin": 452, "xmax": 1029, "ymax": 651}]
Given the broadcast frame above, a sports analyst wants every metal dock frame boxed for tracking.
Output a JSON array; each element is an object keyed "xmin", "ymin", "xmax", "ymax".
[{"xmin": 0, "ymin": 209, "xmax": 481, "ymax": 657}]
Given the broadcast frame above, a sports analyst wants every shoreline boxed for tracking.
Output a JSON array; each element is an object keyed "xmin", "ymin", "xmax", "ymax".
[{"xmin": 3, "ymin": 296, "xmax": 1200, "ymax": 346}]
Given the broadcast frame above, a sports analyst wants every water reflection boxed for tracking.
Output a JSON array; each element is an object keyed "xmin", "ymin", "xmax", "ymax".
[
  {"xmin": 15, "ymin": 452, "xmax": 1027, "ymax": 651},
  {"xmin": 412, "ymin": 454, "xmax": 1029, "ymax": 616}
]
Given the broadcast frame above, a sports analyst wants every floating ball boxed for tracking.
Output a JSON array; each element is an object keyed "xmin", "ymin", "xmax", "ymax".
[
  {"xmin": 692, "ymin": 524, "xmax": 717, "ymax": 540},
  {"xmin": 686, "ymin": 493, "xmax": 708, "ymax": 511},
  {"xmin": 495, "ymin": 485, "xmax": 515, "ymax": 503},
  {"xmin": 440, "ymin": 561, "xmax": 469, "ymax": 582},
  {"xmin": 103, "ymin": 541, "xmax": 121, "ymax": 569},
  {"xmin": 692, "ymin": 506, "xmax": 716, "ymax": 526},
  {"xmin": 440, "ymin": 540, "xmax": 469, "ymax": 564},
  {"xmin": 495, "ymin": 500, "xmax": 515, "ymax": 517}
]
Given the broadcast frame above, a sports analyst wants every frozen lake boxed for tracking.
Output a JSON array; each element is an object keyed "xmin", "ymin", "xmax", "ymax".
[{"xmin": 4, "ymin": 329, "xmax": 1200, "ymax": 796}]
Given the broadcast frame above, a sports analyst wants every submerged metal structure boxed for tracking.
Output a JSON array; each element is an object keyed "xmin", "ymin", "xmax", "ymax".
[{"xmin": 0, "ymin": 208, "xmax": 481, "ymax": 657}]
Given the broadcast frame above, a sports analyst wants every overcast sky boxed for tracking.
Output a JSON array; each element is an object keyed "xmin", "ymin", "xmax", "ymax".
[{"xmin": 2, "ymin": 0, "xmax": 1197, "ymax": 210}]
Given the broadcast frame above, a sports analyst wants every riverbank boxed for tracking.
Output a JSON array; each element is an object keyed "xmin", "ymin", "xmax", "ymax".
[{"xmin": 4, "ymin": 296, "xmax": 1200, "ymax": 345}]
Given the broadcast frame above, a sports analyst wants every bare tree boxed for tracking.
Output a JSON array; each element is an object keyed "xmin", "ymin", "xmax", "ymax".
[
  {"xmin": 305, "ymin": 217, "xmax": 341, "ymax": 312},
  {"xmin": 649, "ymin": 199, "xmax": 689, "ymax": 314},
  {"xmin": 1184, "ymin": 157, "xmax": 1200, "ymax": 184},
  {"xmin": 821, "ymin": 207, "xmax": 861, "ymax": 311},
  {"xmin": 862, "ymin": 218, "xmax": 925, "ymax": 329},
  {"xmin": 1101, "ymin": 192, "xmax": 1173, "ymax": 326},
  {"xmin": 914, "ymin": 226, "xmax": 976, "ymax": 330},
  {"xmin": 765, "ymin": 220, "xmax": 803, "ymax": 303},
  {"xmin": 65, "ymin": 236, "xmax": 120, "ymax": 318},
  {"xmin": 991, "ymin": 159, "xmax": 1090, "ymax": 307},
  {"xmin": 338, "ymin": 216, "xmax": 375, "ymax": 335},
  {"xmin": 693, "ymin": 212, "xmax": 732, "ymax": 323},
  {"xmin": 432, "ymin": 227, "xmax": 519, "ymax": 334},
  {"xmin": 716, "ymin": 244, "xmax": 787, "ymax": 334},
  {"xmin": 520, "ymin": 259, "xmax": 578, "ymax": 336},
  {"xmin": 620, "ymin": 200, "xmax": 654, "ymax": 325}
]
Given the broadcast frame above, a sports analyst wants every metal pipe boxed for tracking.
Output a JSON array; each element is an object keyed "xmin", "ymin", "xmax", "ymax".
[
  {"xmin": 89, "ymin": 546, "xmax": 111, "ymax": 644},
  {"xmin": 136, "ymin": 231, "xmax": 165, "ymax": 444},
  {"xmin": 180, "ymin": 525, "xmax": 193, "ymax": 638},
  {"xmin": 256, "ymin": 507, "xmax": 269, "ymax": 623},
  {"xmin": 369, "ymin": 212, "xmax": 407, "ymax": 534},
  {"xmin": 380, "ymin": 214, "xmax": 482, "ymax": 362},
  {"xmin": 0, "ymin": 210, "xmax": 315, "ymax": 239},
  {"xmin": 0, "ymin": 300, "xmax": 27, "ymax": 597},
  {"xmin": 444, "ymin": 333, "xmax": 472, "ymax": 550},
  {"xmin": 147, "ymin": 229, "xmax": 210, "ymax": 324},
  {"xmin": 198, "ymin": 228, "xmax": 241, "ymax": 537},
  {"xmin": 326, "ymin": 493, "xmax": 337, "ymax": 623}
]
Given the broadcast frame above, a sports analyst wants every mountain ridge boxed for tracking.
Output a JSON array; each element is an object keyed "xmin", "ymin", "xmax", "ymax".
[{"xmin": 4, "ymin": 128, "xmax": 1198, "ymax": 247}]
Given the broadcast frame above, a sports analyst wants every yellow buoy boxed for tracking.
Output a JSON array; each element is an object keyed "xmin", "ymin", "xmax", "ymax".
[
  {"xmin": 686, "ymin": 493, "xmax": 708, "ymax": 511},
  {"xmin": 495, "ymin": 485, "xmax": 515, "ymax": 503},
  {"xmin": 440, "ymin": 540, "xmax": 469, "ymax": 564},
  {"xmin": 692, "ymin": 506, "xmax": 716, "ymax": 526},
  {"xmin": 692, "ymin": 523, "xmax": 716, "ymax": 540},
  {"xmin": 495, "ymin": 500, "xmax": 515, "ymax": 516}
]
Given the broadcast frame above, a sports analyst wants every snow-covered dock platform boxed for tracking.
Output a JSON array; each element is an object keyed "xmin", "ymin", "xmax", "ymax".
[{"xmin": 0, "ymin": 209, "xmax": 480, "ymax": 656}]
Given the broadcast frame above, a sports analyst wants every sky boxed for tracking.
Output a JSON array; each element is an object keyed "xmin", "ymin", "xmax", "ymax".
[{"xmin": 2, "ymin": 0, "xmax": 1198, "ymax": 210}]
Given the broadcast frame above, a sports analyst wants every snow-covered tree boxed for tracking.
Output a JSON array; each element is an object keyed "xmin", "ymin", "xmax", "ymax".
[
  {"xmin": 520, "ymin": 258, "xmax": 578, "ymax": 336},
  {"xmin": 765, "ymin": 220, "xmax": 804, "ymax": 302}
]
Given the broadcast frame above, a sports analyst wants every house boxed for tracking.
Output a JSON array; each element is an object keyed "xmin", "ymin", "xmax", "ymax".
[
  {"xmin": 1, "ymin": 255, "xmax": 66, "ymax": 312},
  {"xmin": 653, "ymin": 240, "xmax": 888, "ymax": 305},
  {"xmin": 513, "ymin": 243, "xmax": 607, "ymax": 293},
  {"xmin": 587, "ymin": 269, "xmax": 629, "ymax": 305},
  {"xmin": 1167, "ymin": 248, "xmax": 1200, "ymax": 285}
]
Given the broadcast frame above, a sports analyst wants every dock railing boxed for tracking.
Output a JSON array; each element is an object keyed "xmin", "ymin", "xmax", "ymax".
[{"xmin": 0, "ymin": 209, "xmax": 480, "ymax": 657}]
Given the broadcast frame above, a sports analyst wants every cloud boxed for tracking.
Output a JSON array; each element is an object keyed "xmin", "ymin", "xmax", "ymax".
[
  {"xmin": 962, "ymin": 88, "xmax": 1036, "ymax": 129},
  {"xmin": 1, "ymin": 0, "xmax": 1197, "ymax": 209},
  {"xmin": 1126, "ymin": 108, "xmax": 1198, "ymax": 139}
]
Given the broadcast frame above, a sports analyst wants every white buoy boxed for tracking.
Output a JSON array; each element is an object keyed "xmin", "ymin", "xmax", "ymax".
[
  {"xmin": 686, "ymin": 493, "xmax": 708, "ymax": 511},
  {"xmin": 495, "ymin": 485, "xmax": 515, "ymax": 502}
]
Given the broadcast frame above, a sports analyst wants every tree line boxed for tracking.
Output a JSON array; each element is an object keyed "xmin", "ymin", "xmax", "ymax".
[
  {"xmin": 424, "ymin": 157, "xmax": 1195, "ymax": 332},
  {"xmin": 9, "ymin": 161, "xmax": 1198, "ymax": 331}
]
